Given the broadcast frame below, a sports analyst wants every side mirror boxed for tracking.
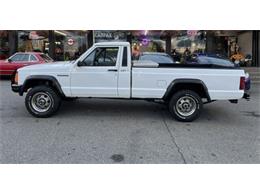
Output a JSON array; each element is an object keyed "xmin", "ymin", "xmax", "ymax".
[
  {"xmin": 77, "ymin": 61, "xmax": 85, "ymax": 67},
  {"xmin": 8, "ymin": 58, "xmax": 12, "ymax": 63}
]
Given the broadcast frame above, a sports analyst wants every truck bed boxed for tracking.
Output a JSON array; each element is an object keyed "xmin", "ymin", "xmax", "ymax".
[{"xmin": 131, "ymin": 65, "xmax": 244, "ymax": 100}]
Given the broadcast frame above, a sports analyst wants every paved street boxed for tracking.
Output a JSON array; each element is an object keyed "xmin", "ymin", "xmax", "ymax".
[{"xmin": 0, "ymin": 79, "xmax": 259, "ymax": 163}]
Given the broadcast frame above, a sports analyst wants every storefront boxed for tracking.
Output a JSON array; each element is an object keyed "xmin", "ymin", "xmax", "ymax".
[
  {"xmin": 0, "ymin": 30, "xmax": 89, "ymax": 61},
  {"xmin": 171, "ymin": 30, "xmax": 206, "ymax": 54},
  {"xmin": 206, "ymin": 30, "xmax": 259, "ymax": 66},
  {"xmin": 0, "ymin": 30, "xmax": 259, "ymax": 66},
  {"xmin": 130, "ymin": 30, "xmax": 166, "ymax": 53}
]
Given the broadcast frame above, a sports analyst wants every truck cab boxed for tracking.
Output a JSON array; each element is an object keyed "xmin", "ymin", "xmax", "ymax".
[{"xmin": 71, "ymin": 42, "xmax": 131, "ymax": 98}]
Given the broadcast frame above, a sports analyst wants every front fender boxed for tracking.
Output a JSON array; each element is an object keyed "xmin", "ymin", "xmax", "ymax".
[{"xmin": 20, "ymin": 75, "xmax": 65, "ymax": 97}]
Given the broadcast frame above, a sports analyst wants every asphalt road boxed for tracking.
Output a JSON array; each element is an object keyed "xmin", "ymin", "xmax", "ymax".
[{"xmin": 0, "ymin": 79, "xmax": 259, "ymax": 163}]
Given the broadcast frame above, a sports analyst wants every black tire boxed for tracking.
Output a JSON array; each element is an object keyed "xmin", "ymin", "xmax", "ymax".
[
  {"xmin": 25, "ymin": 85, "xmax": 61, "ymax": 118},
  {"xmin": 168, "ymin": 90, "xmax": 202, "ymax": 122}
]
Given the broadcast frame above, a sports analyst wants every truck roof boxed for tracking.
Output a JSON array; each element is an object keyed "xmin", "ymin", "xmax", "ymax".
[{"xmin": 94, "ymin": 42, "xmax": 130, "ymax": 47}]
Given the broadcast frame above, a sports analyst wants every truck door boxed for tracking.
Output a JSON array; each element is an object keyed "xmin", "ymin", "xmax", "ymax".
[
  {"xmin": 117, "ymin": 46, "xmax": 131, "ymax": 98},
  {"xmin": 70, "ymin": 46, "xmax": 120, "ymax": 97}
]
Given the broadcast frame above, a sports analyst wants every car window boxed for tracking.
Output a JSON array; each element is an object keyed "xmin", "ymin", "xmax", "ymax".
[
  {"xmin": 10, "ymin": 54, "xmax": 21, "ymax": 61},
  {"xmin": 40, "ymin": 54, "xmax": 53, "ymax": 62},
  {"xmin": 139, "ymin": 54, "xmax": 174, "ymax": 63},
  {"xmin": 83, "ymin": 47, "xmax": 119, "ymax": 66},
  {"xmin": 30, "ymin": 55, "xmax": 38, "ymax": 62},
  {"xmin": 10, "ymin": 54, "xmax": 29, "ymax": 62},
  {"xmin": 197, "ymin": 56, "xmax": 235, "ymax": 67}
]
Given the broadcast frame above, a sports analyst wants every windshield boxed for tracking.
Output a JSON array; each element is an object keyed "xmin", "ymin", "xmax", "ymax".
[
  {"xmin": 139, "ymin": 54, "xmax": 174, "ymax": 64},
  {"xmin": 40, "ymin": 54, "xmax": 53, "ymax": 62}
]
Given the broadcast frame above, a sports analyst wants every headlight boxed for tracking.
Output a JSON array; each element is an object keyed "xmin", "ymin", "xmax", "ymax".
[{"xmin": 14, "ymin": 72, "xmax": 19, "ymax": 84}]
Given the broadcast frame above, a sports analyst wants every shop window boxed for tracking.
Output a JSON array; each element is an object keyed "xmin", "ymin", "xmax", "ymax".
[
  {"xmin": 54, "ymin": 30, "xmax": 87, "ymax": 61},
  {"xmin": 131, "ymin": 31, "xmax": 166, "ymax": 55},
  {"xmin": 18, "ymin": 31, "xmax": 49, "ymax": 53},
  {"xmin": 0, "ymin": 30, "xmax": 9, "ymax": 59},
  {"xmin": 171, "ymin": 31, "xmax": 206, "ymax": 55}
]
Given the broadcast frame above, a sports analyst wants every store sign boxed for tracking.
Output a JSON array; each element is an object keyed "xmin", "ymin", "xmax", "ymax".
[
  {"xmin": 67, "ymin": 38, "xmax": 75, "ymax": 46},
  {"xmin": 95, "ymin": 31, "xmax": 113, "ymax": 39},
  {"xmin": 94, "ymin": 31, "xmax": 127, "ymax": 43}
]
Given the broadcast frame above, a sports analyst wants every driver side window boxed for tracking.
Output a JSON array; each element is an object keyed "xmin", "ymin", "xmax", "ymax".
[{"xmin": 82, "ymin": 47, "xmax": 119, "ymax": 66}]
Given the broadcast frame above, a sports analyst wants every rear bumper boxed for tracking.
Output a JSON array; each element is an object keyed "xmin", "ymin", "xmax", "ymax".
[
  {"xmin": 243, "ymin": 92, "xmax": 250, "ymax": 100},
  {"xmin": 229, "ymin": 92, "xmax": 250, "ymax": 104}
]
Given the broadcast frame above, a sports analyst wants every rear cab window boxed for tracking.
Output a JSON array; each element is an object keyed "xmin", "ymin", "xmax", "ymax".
[{"xmin": 122, "ymin": 47, "xmax": 128, "ymax": 67}]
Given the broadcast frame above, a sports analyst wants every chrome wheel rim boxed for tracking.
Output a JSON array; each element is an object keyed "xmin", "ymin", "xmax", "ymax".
[
  {"xmin": 31, "ymin": 92, "xmax": 52, "ymax": 113},
  {"xmin": 175, "ymin": 96, "xmax": 196, "ymax": 117}
]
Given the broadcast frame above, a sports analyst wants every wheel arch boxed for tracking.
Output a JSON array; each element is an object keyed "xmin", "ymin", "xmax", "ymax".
[
  {"xmin": 20, "ymin": 75, "xmax": 65, "ymax": 97},
  {"xmin": 163, "ymin": 78, "xmax": 211, "ymax": 102}
]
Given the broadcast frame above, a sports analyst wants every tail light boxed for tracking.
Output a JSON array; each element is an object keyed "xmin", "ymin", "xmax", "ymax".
[{"xmin": 239, "ymin": 76, "xmax": 245, "ymax": 90}]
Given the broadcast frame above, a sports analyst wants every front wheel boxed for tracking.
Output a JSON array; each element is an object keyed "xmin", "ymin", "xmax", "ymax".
[
  {"xmin": 25, "ymin": 86, "xmax": 61, "ymax": 118},
  {"xmin": 169, "ymin": 90, "xmax": 202, "ymax": 122}
]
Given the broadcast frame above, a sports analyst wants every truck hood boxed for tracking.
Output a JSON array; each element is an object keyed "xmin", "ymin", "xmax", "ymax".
[{"xmin": 18, "ymin": 61, "xmax": 73, "ymax": 72}]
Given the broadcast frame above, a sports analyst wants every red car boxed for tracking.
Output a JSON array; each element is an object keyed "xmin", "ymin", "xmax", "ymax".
[{"xmin": 0, "ymin": 52, "xmax": 53, "ymax": 76}]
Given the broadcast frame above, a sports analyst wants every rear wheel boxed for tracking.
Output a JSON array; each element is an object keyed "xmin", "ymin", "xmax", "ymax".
[
  {"xmin": 25, "ymin": 85, "xmax": 61, "ymax": 118},
  {"xmin": 169, "ymin": 90, "xmax": 202, "ymax": 122}
]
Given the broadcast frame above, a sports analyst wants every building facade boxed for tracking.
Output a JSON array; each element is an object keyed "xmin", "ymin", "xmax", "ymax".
[{"xmin": 0, "ymin": 30, "xmax": 259, "ymax": 66}]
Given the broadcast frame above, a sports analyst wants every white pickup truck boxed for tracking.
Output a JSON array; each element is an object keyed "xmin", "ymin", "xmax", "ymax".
[{"xmin": 11, "ymin": 42, "xmax": 249, "ymax": 122}]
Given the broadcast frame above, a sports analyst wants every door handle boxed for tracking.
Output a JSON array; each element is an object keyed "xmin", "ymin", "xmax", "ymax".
[{"xmin": 107, "ymin": 69, "xmax": 118, "ymax": 72}]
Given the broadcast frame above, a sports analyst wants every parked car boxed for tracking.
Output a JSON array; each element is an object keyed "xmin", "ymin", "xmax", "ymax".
[
  {"xmin": 138, "ymin": 52, "xmax": 174, "ymax": 64},
  {"xmin": 186, "ymin": 53, "xmax": 251, "ymax": 91},
  {"xmin": 12, "ymin": 42, "xmax": 249, "ymax": 122},
  {"xmin": 0, "ymin": 52, "xmax": 53, "ymax": 76},
  {"xmin": 186, "ymin": 53, "xmax": 232, "ymax": 65}
]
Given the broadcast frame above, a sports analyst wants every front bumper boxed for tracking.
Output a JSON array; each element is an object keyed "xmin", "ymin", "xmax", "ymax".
[
  {"xmin": 11, "ymin": 84, "xmax": 22, "ymax": 95},
  {"xmin": 10, "ymin": 70, "xmax": 23, "ymax": 95}
]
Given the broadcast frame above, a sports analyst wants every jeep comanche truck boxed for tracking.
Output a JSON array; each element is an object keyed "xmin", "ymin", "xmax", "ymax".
[{"xmin": 11, "ymin": 42, "xmax": 249, "ymax": 122}]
